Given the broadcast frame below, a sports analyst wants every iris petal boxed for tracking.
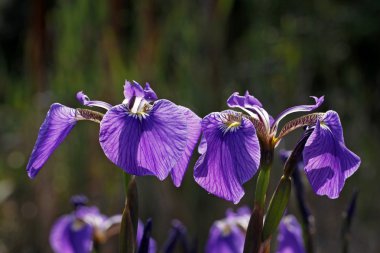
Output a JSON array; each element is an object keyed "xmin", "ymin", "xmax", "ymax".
[
  {"xmin": 123, "ymin": 80, "xmax": 145, "ymax": 102},
  {"xmin": 27, "ymin": 103, "xmax": 77, "ymax": 179},
  {"xmin": 272, "ymin": 96, "xmax": 324, "ymax": 133},
  {"xmin": 303, "ymin": 111, "xmax": 361, "ymax": 198},
  {"xmin": 99, "ymin": 99, "xmax": 187, "ymax": 180},
  {"xmin": 76, "ymin": 91, "xmax": 112, "ymax": 111},
  {"xmin": 194, "ymin": 111, "xmax": 261, "ymax": 204},
  {"xmin": 276, "ymin": 215, "xmax": 305, "ymax": 253},
  {"xmin": 170, "ymin": 106, "xmax": 201, "ymax": 187},
  {"xmin": 227, "ymin": 91, "xmax": 263, "ymax": 108},
  {"xmin": 50, "ymin": 215, "xmax": 93, "ymax": 253},
  {"xmin": 137, "ymin": 220, "xmax": 157, "ymax": 253},
  {"xmin": 206, "ymin": 225, "xmax": 244, "ymax": 253}
]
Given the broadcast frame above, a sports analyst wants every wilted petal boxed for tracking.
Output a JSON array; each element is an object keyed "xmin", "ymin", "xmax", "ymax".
[
  {"xmin": 276, "ymin": 215, "xmax": 305, "ymax": 253},
  {"xmin": 170, "ymin": 106, "xmax": 201, "ymax": 187},
  {"xmin": 303, "ymin": 111, "xmax": 361, "ymax": 198},
  {"xmin": 194, "ymin": 111, "xmax": 261, "ymax": 204},
  {"xmin": 27, "ymin": 103, "xmax": 77, "ymax": 179},
  {"xmin": 99, "ymin": 100, "xmax": 187, "ymax": 180},
  {"xmin": 50, "ymin": 215, "xmax": 93, "ymax": 253},
  {"xmin": 272, "ymin": 96, "xmax": 324, "ymax": 132}
]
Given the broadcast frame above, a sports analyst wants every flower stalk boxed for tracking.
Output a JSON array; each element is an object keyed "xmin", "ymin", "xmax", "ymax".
[{"xmin": 120, "ymin": 175, "xmax": 138, "ymax": 253}]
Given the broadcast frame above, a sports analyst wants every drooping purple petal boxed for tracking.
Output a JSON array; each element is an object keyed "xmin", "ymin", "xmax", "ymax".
[
  {"xmin": 76, "ymin": 91, "xmax": 112, "ymax": 110},
  {"xmin": 276, "ymin": 215, "xmax": 305, "ymax": 253},
  {"xmin": 27, "ymin": 103, "xmax": 77, "ymax": 179},
  {"xmin": 50, "ymin": 215, "xmax": 93, "ymax": 253},
  {"xmin": 99, "ymin": 99, "xmax": 187, "ymax": 180},
  {"xmin": 303, "ymin": 111, "xmax": 361, "ymax": 199},
  {"xmin": 227, "ymin": 91, "xmax": 263, "ymax": 109},
  {"xmin": 170, "ymin": 106, "xmax": 202, "ymax": 187},
  {"xmin": 194, "ymin": 110, "xmax": 261, "ymax": 204},
  {"xmin": 137, "ymin": 220, "xmax": 157, "ymax": 253},
  {"xmin": 271, "ymin": 96, "xmax": 324, "ymax": 133}
]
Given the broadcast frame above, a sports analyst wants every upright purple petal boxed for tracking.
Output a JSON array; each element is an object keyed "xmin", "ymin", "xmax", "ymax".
[
  {"xmin": 50, "ymin": 215, "xmax": 93, "ymax": 253},
  {"xmin": 144, "ymin": 83, "xmax": 158, "ymax": 102},
  {"xmin": 124, "ymin": 80, "xmax": 145, "ymax": 102},
  {"xmin": 276, "ymin": 215, "xmax": 305, "ymax": 253},
  {"xmin": 271, "ymin": 96, "xmax": 324, "ymax": 133},
  {"xmin": 27, "ymin": 103, "xmax": 77, "ymax": 179},
  {"xmin": 99, "ymin": 99, "xmax": 187, "ymax": 180},
  {"xmin": 170, "ymin": 106, "xmax": 202, "ymax": 187},
  {"xmin": 303, "ymin": 111, "xmax": 361, "ymax": 198},
  {"xmin": 194, "ymin": 110, "xmax": 261, "ymax": 204},
  {"xmin": 227, "ymin": 91, "xmax": 263, "ymax": 109}
]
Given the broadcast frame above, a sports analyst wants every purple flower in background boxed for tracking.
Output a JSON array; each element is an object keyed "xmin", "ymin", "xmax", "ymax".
[
  {"xmin": 137, "ymin": 220, "xmax": 157, "ymax": 253},
  {"xmin": 195, "ymin": 90, "xmax": 360, "ymax": 202},
  {"xmin": 50, "ymin": 197, "xmax": 156, "ymax": 253},
  {"xmin": 205, "ymin": 207, "xmax": 250, "ymax": 253},
  {"xmin": 50, "ymin": 205, "xmax": 121, "ymax": 253},
  {"xmin": 27, "ymin": 80, "xmax": 201, "ymax": 186},
  {"xmin": 276, "ymin": 215, "xmax": 305, "ymax": 253}
]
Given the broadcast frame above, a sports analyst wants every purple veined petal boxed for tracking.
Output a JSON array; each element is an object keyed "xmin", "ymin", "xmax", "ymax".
[
  {"xmin": 137, "ymin": 220, "xmax": 157, "ymax": 253},
  {"xmin": 276, "ymin": 215, "xmax": 305, "ymax": 253},
  {"xmin": 76, "ymin": 91, "xmax": 112, "ymax": 111},
  {"xmin": 123, "ymin": 80, "xmax": 145, "ymax": 103},
  {"xmin": 50, "ymin": 215, "xmax": 94, "ymax": 253},
  {"xmin": 27, "ymin": 103, "xmax": 77, "ymax": 179},
  {"xmin": 144, "ymin": 83, "xmax": 158, "ymax": 102},
  {"xmin": 198, "ymin": 135, "xmax": 207, "ymax": 154},
  {"xmin": 194, "ymin": 110, "xmax": 261, "ymax": 204},
  {"xmin": 271, "ymin": 96, "xmax": 324, "ymax": 134},
  {"xmin": 303, "ymin": 111, "xmax": 361, "ymax": 199},
  {"xmin": 206, "ymin": 221, "xmax": 245, "ymax": 253},
  {"xmin": 170, "ymin": 106, "xmax": 202, "ymax": 187},
  {"xmin": 99, "ymin": 99, "xmax": 187, "ymax": 180},
  {"xmin": 227, "ymin": 91, "xmax": 263, "ymax": 108},
  {"xmin": 226, "ymin": 91, "xmax": 271, "ymax": 133}
]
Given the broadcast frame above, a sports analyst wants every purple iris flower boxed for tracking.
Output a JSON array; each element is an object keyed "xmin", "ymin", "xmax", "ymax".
[
  {"xmin": 27, "ymin": 81, "xmax": 201, "ymax": 186},
  {"xmin": 50, "ymin": 205, "xmax": 122, "ymax": 253},
  {"xmin": 205, "ymin": 207, "xmax": 250, "ymax": 253},
  {"xmin": 195, "ymin": 91, "xmax": 360, "ymax": 203},
  {"xmin": 50, "ymin": 201, "xmax": 156, "ymax": 253},
  {"xmin": 276, "ymin": 215, "xmax": 305, "ymax": 253}
]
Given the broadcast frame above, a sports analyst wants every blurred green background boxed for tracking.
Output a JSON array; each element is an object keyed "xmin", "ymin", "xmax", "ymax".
[{"xmin": 1, "ymin": 0, "xmax": 379, "ymax": 252}]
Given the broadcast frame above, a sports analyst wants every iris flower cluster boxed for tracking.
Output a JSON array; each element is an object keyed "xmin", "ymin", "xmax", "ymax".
[{"xmin": 27, "ymin": 80, "xmax": 361, "ymax": 252}]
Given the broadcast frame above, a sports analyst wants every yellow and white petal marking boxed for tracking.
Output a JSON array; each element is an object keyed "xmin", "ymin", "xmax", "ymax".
[{"xmin": 220, "ymin": 113, "xmax": 242, "ymax": 134}]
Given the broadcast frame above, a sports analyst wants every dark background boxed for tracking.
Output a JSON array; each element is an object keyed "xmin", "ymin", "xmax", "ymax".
[{"xmin": 0, "ymin": 0, "xmax": 379, "ymax": 252}]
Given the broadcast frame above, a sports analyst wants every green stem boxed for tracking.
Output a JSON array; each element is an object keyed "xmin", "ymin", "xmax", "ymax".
[
  {"xmin": 119, "ymin": 174, "xmax": 138, "ymax": 253},
  {"xmin": 243, "ymin": 149, "xmax": 273, "ymax": 253},
  {"xmin": 254, "ymin": 150, "xmax": 273, "ymax": 208}
]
